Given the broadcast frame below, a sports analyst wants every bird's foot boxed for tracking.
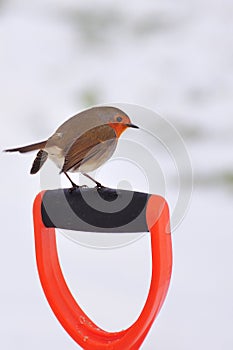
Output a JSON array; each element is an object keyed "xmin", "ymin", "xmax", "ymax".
[
  {"xmin": 69, "ymin": 184, "xmax": 89, "ymax": 193},
  {"xmin": 68, "ymin": 184, "xmax": 79, "ymax": 193},
  {"xmin": 95, "ymin": 182, "xmax": 105, "ymax": 189},
  {"xmin": 82, "ymin": 173, "xmax": 105, "ymax": 189}
]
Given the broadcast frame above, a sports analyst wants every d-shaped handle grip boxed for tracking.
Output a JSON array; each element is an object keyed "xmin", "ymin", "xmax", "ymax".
[{"xmin": 33, "ymin": 188, "xmax": 172, "ymax": 349}]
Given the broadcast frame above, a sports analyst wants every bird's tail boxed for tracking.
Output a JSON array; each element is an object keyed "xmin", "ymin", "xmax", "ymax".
[{"xmin": 4, "ymin": 140, "xmax": 47, "ymax": 153}]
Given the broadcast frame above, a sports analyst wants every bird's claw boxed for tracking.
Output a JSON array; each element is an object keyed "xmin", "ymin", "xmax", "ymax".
[
  {"xmin": 68, "ymin": 184, "xmax": 89, "ymax": 193},
  {"xmin": 68, "ymin": 185, "xmax": 79, "ymax": 193},
  {"xmin": 95, "ymin": 182, "xmax": 105, "ymax": 189}
]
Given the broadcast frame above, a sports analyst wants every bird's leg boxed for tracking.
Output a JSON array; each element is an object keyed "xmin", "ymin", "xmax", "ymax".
[
  {"xmin": 64, "ymin": 172, "xmax": 79, "ymax": 189},
  {"xmin": 64, "ymin": 172, "xmax": 89, "ymax": 192},
  {"xmin": 82, "ymin": 173, "xmax": 105, "ymax": 188}
]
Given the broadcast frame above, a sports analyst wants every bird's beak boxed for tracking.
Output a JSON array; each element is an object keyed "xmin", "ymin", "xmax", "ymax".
[{"xmin": 126, "ymin": 123, "xmax": 139, "ymax": 129}]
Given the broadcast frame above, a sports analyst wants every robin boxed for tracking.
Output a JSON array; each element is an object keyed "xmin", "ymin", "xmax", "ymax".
[{"xmin": 5, "ymin": 106, "xmax": 139, "ymax": 188}]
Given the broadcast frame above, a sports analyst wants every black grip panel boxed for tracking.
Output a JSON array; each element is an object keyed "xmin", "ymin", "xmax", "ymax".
[{"xmin": 41, "ymin": 187, "xmax": 150, "ymax": 233}]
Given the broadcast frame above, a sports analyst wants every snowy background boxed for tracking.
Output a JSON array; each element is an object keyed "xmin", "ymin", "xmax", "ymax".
[{"xmin": 1, "ymin": 0, "xmax": 233, "ymax": 349}]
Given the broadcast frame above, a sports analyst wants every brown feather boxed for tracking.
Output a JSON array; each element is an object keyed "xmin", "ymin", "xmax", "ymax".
[
  {"xmin": 5, "ymin": 141, "xmax": 47, "ymax": 153},
  {"xmin": 61, "ymin": 125, "xmax": 117, "ymax": 173}
]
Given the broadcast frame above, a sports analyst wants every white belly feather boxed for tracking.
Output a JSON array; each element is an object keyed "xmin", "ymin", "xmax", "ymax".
[{"xmin": 45, "ymin": 145, "xmax": 64, "ymax": 170}]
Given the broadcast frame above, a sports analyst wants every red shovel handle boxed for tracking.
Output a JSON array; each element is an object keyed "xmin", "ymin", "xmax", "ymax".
[{"xmin": 33, "ymin": 190, "xmax": 172, "ymax": 349}]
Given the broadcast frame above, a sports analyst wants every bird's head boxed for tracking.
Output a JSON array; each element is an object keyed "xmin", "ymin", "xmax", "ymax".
[{"xmin": 106, "ymin": 107, "xmax": 139, "ymax": 138}]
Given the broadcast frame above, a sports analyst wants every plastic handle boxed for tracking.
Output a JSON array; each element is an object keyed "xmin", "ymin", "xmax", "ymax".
[{"xmin": 33, "ymin": 191, "xmax": 172, "ymax": 349}]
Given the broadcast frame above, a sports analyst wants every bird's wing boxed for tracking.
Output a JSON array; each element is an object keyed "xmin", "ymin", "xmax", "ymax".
[{"xmin": 61, "ymin": 125, "xmax": 116, "ymax": 173}]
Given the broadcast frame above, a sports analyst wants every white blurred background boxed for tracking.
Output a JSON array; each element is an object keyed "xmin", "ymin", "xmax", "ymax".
[{"xmin": 1, "ymin": 0, "xmax": 233, "ymax": 349}]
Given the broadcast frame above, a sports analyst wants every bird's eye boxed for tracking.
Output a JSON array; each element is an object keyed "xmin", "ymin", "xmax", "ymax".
[{"xmin": 116, "ymin": 116, "xmax": 122, "ymax": 122}]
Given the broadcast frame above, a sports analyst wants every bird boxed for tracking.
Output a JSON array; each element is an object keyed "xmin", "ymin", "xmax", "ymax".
[{"xmin": 4, "ymin": 106, "xmax": 139, "ymax": 188}]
